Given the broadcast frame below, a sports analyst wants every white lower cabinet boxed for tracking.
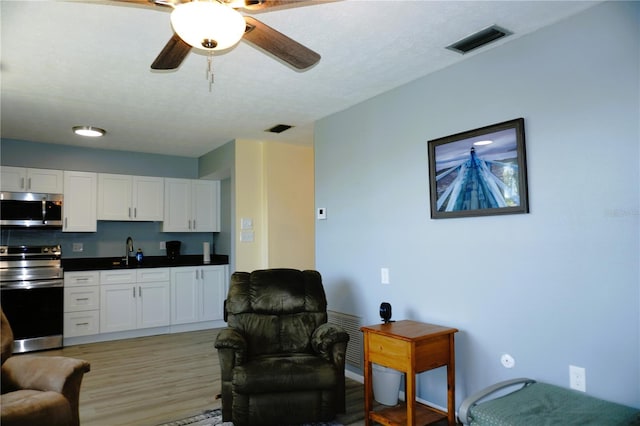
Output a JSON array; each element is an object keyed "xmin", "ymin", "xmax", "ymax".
[
  {"xmin": 64, "ymin": 311, "xmax": 100, "ymax": 337},
  {"xmin": 171, "ymin": 265, "xmax": 227, "ymax": 325},
  {"xmin": 64, "ymin": 265, "xmax": 227, "ymax": 343},
  {"xmin": 100, "ymin": 269, "xmax": 170, "ymax": 333},
  {"xmin": 64, "ymin": 271, "xmax": 100, "ymax": 337}
]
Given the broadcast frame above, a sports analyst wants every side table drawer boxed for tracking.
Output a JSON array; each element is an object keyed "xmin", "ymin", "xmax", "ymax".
[
  {"xmin": 64, "ymin": 311, "xmax": 100, "ymax": 337},
  {"xmin": 367, "ymin": 333, "xmax": 410, "ymax": 371},
  {"xmin": 64, "ymin": 286, "xmax": 100, "ymax": 312}
]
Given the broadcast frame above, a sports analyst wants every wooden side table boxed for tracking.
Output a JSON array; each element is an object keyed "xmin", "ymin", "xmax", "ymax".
[{"xmin": 361, "ymin": 320, "xmax": 458, "ymax": 426}]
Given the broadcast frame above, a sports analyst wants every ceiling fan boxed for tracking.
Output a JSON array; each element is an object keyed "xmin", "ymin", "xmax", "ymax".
[{"xmin": 114, "ymin": 0, "xmax": 322, "ymax": 71}]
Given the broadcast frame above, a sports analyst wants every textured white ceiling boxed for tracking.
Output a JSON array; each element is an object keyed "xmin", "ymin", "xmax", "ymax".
[{"xmin": 1, "ymin": 0, "xmax": 598, "ymax": 158}]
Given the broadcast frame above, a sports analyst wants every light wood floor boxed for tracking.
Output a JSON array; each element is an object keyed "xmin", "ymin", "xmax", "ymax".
[
  {"xmin": 39, "ymin": 329, "xmax": 368, "ymax": 426},
  {"xmin": 43, "ymin": 329, "xmax": 224, "ymax": 425}
]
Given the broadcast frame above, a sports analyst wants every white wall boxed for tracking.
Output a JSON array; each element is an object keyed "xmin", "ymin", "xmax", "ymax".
[{"xmin": 315, "ymin": 1, "xmax": 639, "ymax": 409}]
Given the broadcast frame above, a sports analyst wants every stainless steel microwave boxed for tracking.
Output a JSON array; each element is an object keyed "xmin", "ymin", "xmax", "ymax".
[{"xmin": 0, "ymin": 192, "xmax": 63, "ymax": 228}]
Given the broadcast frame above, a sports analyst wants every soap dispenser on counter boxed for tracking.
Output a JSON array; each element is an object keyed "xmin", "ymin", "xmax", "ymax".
[{"xmin": 136, "ymin": 248, "xmax": 144, "ymax": 264}]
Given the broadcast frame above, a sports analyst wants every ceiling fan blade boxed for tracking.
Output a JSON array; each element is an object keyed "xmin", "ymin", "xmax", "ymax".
[
  {"xmin": 234, "ymin": 0, "xmax": 314, "ymax": 11},
  {"xmin": 151, "ymin": 34, "xmax": 192, "ymax": 70},
  {"xmin": 106, "ymin": 0, "xmax": 179, "ymax": 7},
  {"xmin": 243, "ymin": 16, "xmax": 320, "ymax": 70}
]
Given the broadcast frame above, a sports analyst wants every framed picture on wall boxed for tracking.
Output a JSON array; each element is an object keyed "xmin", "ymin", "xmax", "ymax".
[{"xmin": 427, "ymin": 118, "xmax": 529, "ymax": 219}]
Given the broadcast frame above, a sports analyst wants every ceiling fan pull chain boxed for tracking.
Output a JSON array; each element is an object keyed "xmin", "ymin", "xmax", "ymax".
[{"xmin": 207, "ymin": 52, "xmax": 214, "ymax": 92}]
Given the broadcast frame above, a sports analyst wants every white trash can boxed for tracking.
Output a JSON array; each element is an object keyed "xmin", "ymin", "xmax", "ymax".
[{"xmin": 372, "ymin": 363, "xmax": 402, "ymax": 406}]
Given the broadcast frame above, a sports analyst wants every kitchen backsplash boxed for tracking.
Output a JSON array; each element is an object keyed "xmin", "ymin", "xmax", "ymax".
[{"xmin": 0, "ymin": 221, "xmax": 218, "ymax": 259}]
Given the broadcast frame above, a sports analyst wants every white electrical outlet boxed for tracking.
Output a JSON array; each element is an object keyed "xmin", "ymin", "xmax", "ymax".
[
  {"xmin": 72, "ymin": 243, "xmax": 83, "ymax": 252},
  {"xmin": 159, "ymin": 241, "xmax": 166, "ymax": 250},
  {"xmin": 570, "ymin": 365, "xmax": 586, "ymax": 392}
]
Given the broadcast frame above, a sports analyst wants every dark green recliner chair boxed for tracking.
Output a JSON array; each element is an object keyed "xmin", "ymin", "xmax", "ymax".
[{"xmin": 214, "ymin": 269, "xmax": 350, "ymax": 426}]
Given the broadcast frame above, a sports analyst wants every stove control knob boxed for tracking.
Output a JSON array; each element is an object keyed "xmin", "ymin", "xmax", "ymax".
[{"xmin": 43, "ymin": 247, "xmax": 49, "ymax": 253}]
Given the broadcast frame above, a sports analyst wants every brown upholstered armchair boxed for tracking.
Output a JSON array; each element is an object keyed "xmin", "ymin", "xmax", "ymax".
[
  {"xmin": 214, "ymin": 269, "xmax": 349, "ymax": 426},
  {"xmin": 1, "ymin": 308, "xmax": 90, "ymax": 426}
]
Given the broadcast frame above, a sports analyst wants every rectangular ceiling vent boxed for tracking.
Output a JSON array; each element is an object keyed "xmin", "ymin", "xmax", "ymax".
[
  {"xmin": 266, "ymin": 124, "xmax": 293, "ymax": 133},
  {"xmin": 446, "ymin": 25, "xmax": 512, "ymax": 55}
]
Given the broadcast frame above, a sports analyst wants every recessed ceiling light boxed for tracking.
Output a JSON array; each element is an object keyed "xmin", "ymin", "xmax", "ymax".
[
  {"xmin": 72, "ymin": 126, "xmax": 106, "ymax": 137},
  {"xmin": 474, "ymin": 140, "xmax": 493, "ymax": 146}
]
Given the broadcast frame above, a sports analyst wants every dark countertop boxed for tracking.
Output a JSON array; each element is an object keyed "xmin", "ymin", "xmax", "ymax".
[{"xmin": 62, "ymin": 254, "xmax": 229, "ymax": 272}]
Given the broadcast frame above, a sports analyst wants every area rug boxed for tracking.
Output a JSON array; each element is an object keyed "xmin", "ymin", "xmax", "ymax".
[{"xmin": 156, "ymin": 409, "xmax": 344, "ymax": 426}]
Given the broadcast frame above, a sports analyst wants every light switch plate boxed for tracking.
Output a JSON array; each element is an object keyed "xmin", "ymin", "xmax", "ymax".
[
  {"xmin": 381, "ymin": 268, "xmax": 390, "ymax": 284},
  {"xmin": 240, "ymin": 230, "xmax": 254, "ymax": 242},
  {"xmin": 317, "ymin": 208, "xmax": 327, "ymax": 220}
]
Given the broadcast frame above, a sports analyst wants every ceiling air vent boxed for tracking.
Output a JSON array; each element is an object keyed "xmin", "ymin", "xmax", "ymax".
[
  {"xmin": 266, "ymin": 124, "xmax": 293, "ymax": 133},
  {"xmin": 446, "ymin": 25, "xmax": 512, "ymax": 54}
]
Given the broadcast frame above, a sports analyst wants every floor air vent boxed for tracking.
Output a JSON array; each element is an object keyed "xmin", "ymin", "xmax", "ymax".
[{"xmin": 327, "ymin": 310, "xmax": 363, "ymax": 369}]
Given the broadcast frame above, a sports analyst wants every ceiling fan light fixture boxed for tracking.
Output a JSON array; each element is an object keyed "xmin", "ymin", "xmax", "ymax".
[
  {"xmin": 72, "ymin": 126, "xmax": 106, "ymax": 137},
  {"xmin": 170, "ymin": 1, "xmax": 246, "ymax": 51}
]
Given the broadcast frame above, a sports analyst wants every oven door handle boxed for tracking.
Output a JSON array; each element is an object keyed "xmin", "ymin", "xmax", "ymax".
[
  {"xmin": 1, "ymin": 279, "xmax": 64, "ymax": 289},
  {"xmin": 42, "ymin": 196, "xmax": 47, "ymax": 224}
]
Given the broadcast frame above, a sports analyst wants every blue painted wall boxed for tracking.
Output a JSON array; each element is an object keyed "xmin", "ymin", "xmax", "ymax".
[
  {"xmin": 0, "ymin": 139, "xmax": 221, "ymax": 258},
  {"xmin": 315, "ymin": 1, "xmax": 639, "ymax": 409},
  {"xmin": 0, "ymin": 139, "xmax": 198, "ymax": 177}
]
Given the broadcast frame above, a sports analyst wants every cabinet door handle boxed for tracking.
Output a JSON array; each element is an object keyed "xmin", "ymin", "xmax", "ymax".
[
  {"xmin": 133, "ymin": 287, "xmax": 136, "ymax": 298},
  {"xmin": 28, "ymin": 177, "xmax": 32, "ymax": 190},
  {"xmin": 139, "ymin": 286, "xmax": 142, "ymax": 297},
  {"xmin": 75, "ymin": 298, "xmax": 89, "ymax": 301},
  {"xmin": 21, "ymin": 177, "xmax": 25, "ymax": 189},
  {"xmin": 64, "ymin": 217, "xmax": 68, "ymax": 229},
  {"xmin": 134, "ymin": 207, "xmax": 137, "ymax": 218},
  {"xmin": 76, "ymin": 322, "xmax": 89, "ymax": 326},
  {"xmin": 76, "ymin": 277, "xmax": 89, "ymax": 282}
]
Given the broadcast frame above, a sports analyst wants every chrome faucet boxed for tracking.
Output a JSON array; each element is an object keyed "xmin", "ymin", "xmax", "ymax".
[{"xmin": 125, "ymin": 236, "xmax": 134, "ymax": 266}]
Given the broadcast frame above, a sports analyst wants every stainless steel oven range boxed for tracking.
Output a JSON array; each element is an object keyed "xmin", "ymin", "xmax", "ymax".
[{"xmin": 0, "ymin": 245, "xmax": 63, "ymax": 353}]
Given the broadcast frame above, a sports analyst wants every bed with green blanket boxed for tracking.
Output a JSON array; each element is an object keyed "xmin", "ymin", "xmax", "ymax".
[{"xmin": 458, "ymin": 378, "xmax": 640, "ymax": 425}]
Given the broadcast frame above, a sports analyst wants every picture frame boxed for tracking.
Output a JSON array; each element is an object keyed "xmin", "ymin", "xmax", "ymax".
[{"xmin": 427, "ymin": 118, "xmax": 529, "ymax": 219}]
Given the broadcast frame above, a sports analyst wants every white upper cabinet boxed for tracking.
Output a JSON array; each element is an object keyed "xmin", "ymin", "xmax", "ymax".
[
  {"xmin": 162, "ymin": 178, "xmax": 190, "ymax": 232},
  {"xmin": 97, "ymin": 173, "xmax": 164, "ymax": 221},
  {"xmin": 63, "ymin": 171, "xmax": 97, "ymax": 232},
  {"xmin": 1, "ymin": 166, "xmax": 63, "ymax": 193},
  {"xmin": 162, "ymin": 179, "xmax": 219, "ymax": 232},
  {"xmin": 191, "ymin": 180, "xmax": 219, "ymax": 232},
  {"xmin": 133, "ymin": 176, "xmax": 164, "ymax": 221}
]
